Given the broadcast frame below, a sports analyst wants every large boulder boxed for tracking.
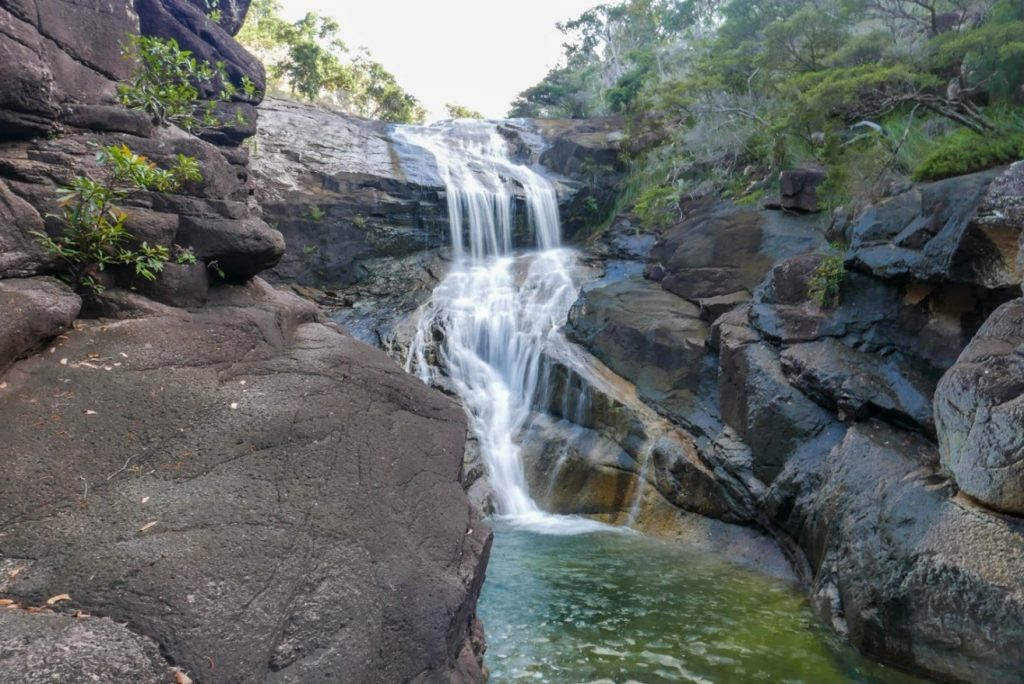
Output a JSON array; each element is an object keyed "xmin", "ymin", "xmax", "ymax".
[
  {"xmin": 750, "ymin": 253, "xmax": 996, "ymax": 374},
  {"xmin": 773, "ymin": 167, "xmax": 825, "ymax": 213},
  {"xmin": 935, "ymin": 297, "xmax": 1024, "ymax": 514},
  {"xmin": 135, "ymin": 0, "xmax": 265, "ymax": 100},
  {"xmin": 780, "ymin": 338, "xmax": 936, "ymax": 435},
  {"xmin": 717, "ymin": 316, "xmax": 844, "ymax": 484},
  {"xmin": 0, "ymin": 276, "xmax": 80, "ymax": 374},
  {"xmin": 767, "ymin": 421, "xmax": 1024, "ymax": 684},
  {"xmin": 0, "ymin": 0, "xmax": 137, "ymax": 139},
  {"xmin": 564, "ymin": 277, "xmax": 718, "ymax": 433},
  {"xmin": 0, "ymin": 283, "xmax": 490, "ymax": 683},
  {"xmin": 649, "ymin": 200, "xmax": 824, "ymax": 301},
  {"xmin": 846, "ymin": 167, "xmax": 1021, "ymax": 289}
]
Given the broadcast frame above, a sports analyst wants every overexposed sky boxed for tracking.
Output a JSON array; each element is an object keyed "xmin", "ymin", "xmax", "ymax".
[{"xmin": 280, "ymin": 0, "xmax": 600, "ymax": 120}]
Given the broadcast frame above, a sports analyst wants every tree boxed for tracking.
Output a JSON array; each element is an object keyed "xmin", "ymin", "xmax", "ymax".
[
  {"xmin": 445, "ymin": 104, "xmax": 484, "ymax": 119},
  {"xmin": 236, "ymin": 0, "xmax": 426, "ymax": 123}
]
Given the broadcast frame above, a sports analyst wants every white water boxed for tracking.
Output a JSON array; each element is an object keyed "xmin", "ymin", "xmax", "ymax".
[{"xmin": 397, "ymin": 121, "xmax": 610, "ymax": 535}]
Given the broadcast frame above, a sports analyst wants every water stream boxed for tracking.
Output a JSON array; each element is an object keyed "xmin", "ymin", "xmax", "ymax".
[{"xmin": 395, "ymin": 120, "xmax": 924, "ymax": 682}]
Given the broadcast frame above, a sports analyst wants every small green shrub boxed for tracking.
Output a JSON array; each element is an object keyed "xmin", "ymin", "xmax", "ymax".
[
  {"xmin": 913, "ymin": 129, "xmax": 1024, "ymax": 181},
  {"xmin": 174, "ymin": 245, "xmax": 198, "ymax": 265},
  {"xmin": 308, "ymin": 205, "xmax": 326, "ymax": 221},
  {"xmin": 118, "ymin": 36, "xmax": 252, "ymax": 131},
  {"xmin": 32, "ymin": 144, "xmax": 202, "ymax": 293},
  {"xmin": 632, "ymin": 184, "xmax": 678, "ymax": 231},
  {"xmin": 808, "ymin": 245, "xmax": 847, "ymax": 308}
]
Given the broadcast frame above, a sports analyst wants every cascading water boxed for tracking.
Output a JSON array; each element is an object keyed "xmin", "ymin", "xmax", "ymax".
[{"xmin": 396, "ymin": 121, "xmax": 602, "ymax": 531}]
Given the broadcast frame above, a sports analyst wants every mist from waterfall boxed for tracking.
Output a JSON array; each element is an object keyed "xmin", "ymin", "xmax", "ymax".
[{"xmin": 396, "ymin": 121, "xmax": 605, "ymax": 533}]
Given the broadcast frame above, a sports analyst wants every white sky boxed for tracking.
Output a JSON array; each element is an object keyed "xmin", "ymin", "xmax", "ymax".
[{"xmin": 280, "ymin": 0, "xmax": 600, "ymax": 120}]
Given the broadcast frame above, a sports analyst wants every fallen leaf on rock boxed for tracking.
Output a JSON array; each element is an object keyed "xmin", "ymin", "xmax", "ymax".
[
  {"xmin": 8, "ymin": 566, "xmax": 24, "ymax": 579},
  {"xmin": 24, "ymin": 606, "xmax": 43, "ymax": 613},
  {"xmin": 0, "ymin": 382, "xmax": 7, "ymax": 390},
  {"xmin": 84, "ymin": 410, "xmax": 98, "ymax": 416},
  {"xmin": 141, "ymin": 496, "xmax": 150, "ymax": 504},
  {"xmin": 230, "ymin": 402, "xmax": 239, "ymax": 410},
  {"xmin": 119, "ymin": 352, "xmax": 128, "ymax": 359},
  {"xmin": 0, "ymin": 599, "xmax": 15, "ymax": 607},
  {"xmin": 174, "ymin": 670, "xmax": 194, "ymax": 684},
  {"xmin": 46, "ymin": 593, "xmax": 71, "ymax": 606},
  {"xmin": 87, "ymin": 352, "xmax": 100, "ymax": 359},
  {"xmin": 73, "ymin": 610, "xmax": 90, "ymax": 619},
  {"xmin": 59, "ymin": 358, "xmax": 68, "ymax": 365},
  {"xmin": 139, "ymin": 521, "xmax": 158, "ymax": 532}
]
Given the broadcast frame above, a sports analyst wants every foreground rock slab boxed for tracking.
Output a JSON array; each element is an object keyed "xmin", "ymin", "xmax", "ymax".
[{"xmin": 0, "ymin": 283, "xmax": 489, "ymax": 683}]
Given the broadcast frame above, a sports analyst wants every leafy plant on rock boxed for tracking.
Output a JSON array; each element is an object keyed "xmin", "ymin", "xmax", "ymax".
[
  {"xmin": 808, "ymin": 244, "xmax": 847, "ymax": 308},
  {"xmin": 118, "ymin": 35, "xmax": 253, "ymax": 132},
  {"xmin": 32, "ymin": 144, "xmax": 203, "ymax": 293}
]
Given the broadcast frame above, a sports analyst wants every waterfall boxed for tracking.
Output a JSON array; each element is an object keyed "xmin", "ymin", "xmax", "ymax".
[{"xmin": 397, "ymin": 121, "xmax": 600, "ymax": 530}]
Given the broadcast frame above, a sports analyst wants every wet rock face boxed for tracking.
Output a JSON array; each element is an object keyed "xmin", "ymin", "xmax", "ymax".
[
  {"xmin": 768, "ymin": 422, "xmax": 1024, "ymax": 684},
  {"xmin": 0, "ymin": 283, "xmax": 490, "ymax": 683},
  {"xmin": 935, "ymin": 298, "xmax": 1024, "ymax": 514},
  {"xmin": 251, "ymin": 98, "xmax": 450, "ymax": 290},
  {"xmin": 252, "ymin": 100, "xmax": 625, "ymax": 293},
  {"xmin": 565, "ymin": 277, "xmax": 716, "ymax": 431}
]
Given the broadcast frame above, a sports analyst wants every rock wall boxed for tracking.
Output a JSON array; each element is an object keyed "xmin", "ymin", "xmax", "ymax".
[
  {"xmin": 564, "ymin": 165, "xmax": 1024, "ymax": 683},
  {"xmin": 249, "ymin": 99, "xmax": 624, "ymax": 344},
  {"xmin": 0, "ymin": 1, "xmax": 489, "ymax": 682}
]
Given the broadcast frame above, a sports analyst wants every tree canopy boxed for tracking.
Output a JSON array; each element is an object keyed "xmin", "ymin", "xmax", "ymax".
[
  {"xmin": 237, "ymin": 0, "xmax": 426, "ymax": 124},
  {"xmin": 510, "ymin": 0, "xmax": 1024, "ymax": 218}
]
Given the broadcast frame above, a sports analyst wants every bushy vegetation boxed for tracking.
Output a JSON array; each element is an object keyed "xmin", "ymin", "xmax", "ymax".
[
  {"xmin": 33, "ymin": 145, "xmax": 202, "ymax": 293},
  {"xmin": 119, "ymin": 36, "xmax": 257, "ymax": 132},
  {"xmin": 808, "ymin": 245, "xmax": 847, "ymax": 308},
  {"xmin": 512, "ymin": 0, "xmax": 1024, "ymax": 223},
  {"xmin": 913, "ymin": 127, "xmax": 1024, "ymax": 180},
  {"xmin": 237, "ymin": 0, "xmax": 426, "ymax": 123}
]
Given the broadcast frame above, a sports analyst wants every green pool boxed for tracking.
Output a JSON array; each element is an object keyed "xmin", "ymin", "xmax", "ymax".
[{"xmin": 479, "ymin": 522, "xmax": 925, "ymax": 684}]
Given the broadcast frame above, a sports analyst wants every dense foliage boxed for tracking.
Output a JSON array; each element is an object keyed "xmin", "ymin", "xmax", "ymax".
[
  {"xmin": 512, "ymin": 0, "xmax": 1024, "ymax": 219},
  {"xmin": 33, "ymin": 145, "xmax": 202, "ymax": 293},
  {"xmin": 237, "ymin": 0, "xmax": 426, "ymax": 123},
  {"xmin": 119, "ymin": 36, "xmax": 257, "ymax": 131}
]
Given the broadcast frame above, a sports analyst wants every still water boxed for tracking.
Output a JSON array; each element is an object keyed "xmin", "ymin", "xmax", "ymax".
[{"xmin": 479, "ymin": 522, "xmax": 924, "ymax": 684}]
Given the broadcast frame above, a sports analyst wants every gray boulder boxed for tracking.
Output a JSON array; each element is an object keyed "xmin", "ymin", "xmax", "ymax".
[
  {"xmin": 0, "ymin": 276, "xmax": 80, "ymax": 374},
  {"xmin": 935, "ymin": 298, "xmax": 1024, "ymax": 514},
  {"xmin": 564, "ymin": 277, "xmax": 717, "ymax": 432},
  {"xmin": 649, "ymin": 200, "xmax": 824, "ymax": 301},
  {"xmin": 0, "ymin": 610, "xmax": 175, "ymax": 683},
  {"xmin": 768, "ymin": 421, "xmax": 1024, "ymax": 684},
  {"xmin": 0, "ymin": 282, "xmax": 489, "ymax": 683},
  {"xmin": 847, "ymin": 168, "xmax": 1021, "ymax": 289},
  {"xmin": 780, "ymin": 338, "xmax": 936, "ymax": 435}
]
